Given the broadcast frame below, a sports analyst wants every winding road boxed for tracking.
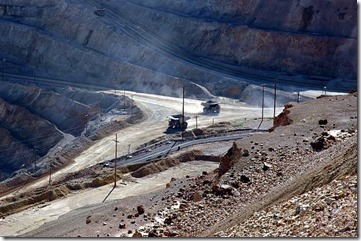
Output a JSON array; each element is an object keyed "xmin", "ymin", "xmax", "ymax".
[{"xmin": 0, "ymin": 87, "xmax": 279, "ymax": 199}]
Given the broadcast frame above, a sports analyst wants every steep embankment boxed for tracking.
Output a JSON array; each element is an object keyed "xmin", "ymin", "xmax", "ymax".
[
  {"xmin": 0, "ymin": 81, "xmax": 137, "ymax": 182},
  {"xmin": 0, "ymin": 81, "xmax": 91, "ymax": 136},
  {"xmin": 0, "ymin": 97, "xmax": 63, "ymax": 174},
  {"xmin": 114, "ymin": 0, "xmax": 356, "ymax": 80},
  {"xmin": 0, "ymin": 0, "xmax": 357, "ymax": 96}
]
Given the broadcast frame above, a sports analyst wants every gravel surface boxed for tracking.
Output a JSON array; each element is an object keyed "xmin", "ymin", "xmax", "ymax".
[
  {"xmin": 5, "ymin": 93, "xmax": 358, "ymax": 238},
  {"xmin": 225, "ymin": 173, "xmax": 357, "ymax": 237}
]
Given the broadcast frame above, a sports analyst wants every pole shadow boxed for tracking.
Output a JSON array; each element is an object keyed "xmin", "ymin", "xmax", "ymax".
[
  {"xmin": 102, "ymin": 186, "xmax": 116, "ymax": 203},
  {"xmin": 164, "ymin": 141, "xmax": 178, "ymax": 157},
  {"xmin": 257, "ymin": 120, "xmax": 264, "ymax": 130}
]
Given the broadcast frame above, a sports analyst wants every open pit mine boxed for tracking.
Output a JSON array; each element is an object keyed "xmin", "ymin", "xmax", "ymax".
[{"xmin": 0, "ymin": 0, "xmax": 357, "ymax": 238}]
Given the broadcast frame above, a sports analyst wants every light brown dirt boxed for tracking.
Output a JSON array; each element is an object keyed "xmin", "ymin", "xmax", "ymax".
[{"xmin": 2, "ymin": 93, "xmax": 357, "ymax": 238}]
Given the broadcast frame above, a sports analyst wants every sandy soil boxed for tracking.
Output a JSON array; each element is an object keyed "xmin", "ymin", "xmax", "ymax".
[{"xmin": 0, "ymin": 160, "xmax": 218, "ymax": 236}]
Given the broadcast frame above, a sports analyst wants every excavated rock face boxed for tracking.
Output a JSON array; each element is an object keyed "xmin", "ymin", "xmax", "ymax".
[
  {"xmin": 0, "ymin": 81, "xmax": 91, "ymax": 136},
  {"xmin": 0, "ymin": 0, "xmax": 356, "ymax": 100},
  {"xmin": 109, "ymin": 0, "xmax": 356, "ymax": 82},
  {"xmin": 0, "ymin": 97, "xmax": 63, "ymax": 177},
  {"xmin": 218, "ymin": 142, "xmax": 242, "ymax": 177},
  {"xmin": 0, "ymin": 81, "xmax": 132, "ymax": 181},
  {"xmin": 269, "ymin": 104, "xmax": 294, "ymax": 132}
]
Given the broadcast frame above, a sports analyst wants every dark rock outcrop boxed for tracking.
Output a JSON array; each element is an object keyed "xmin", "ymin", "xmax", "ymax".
[
  {"xmin": 0, "ymin": 97, "xmax": 63, "ymax": 178},
  {"xmin": 218, "ymin": 142, "xmax": 241, "ymax": 177},
  {"xmin": 269, "ymin": 104, "xmax": 294, "ymax": 132}
]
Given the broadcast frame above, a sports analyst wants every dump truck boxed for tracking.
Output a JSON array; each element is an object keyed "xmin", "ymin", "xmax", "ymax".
[
  {"xmin": 167, "ymin": 114, "xmax": 190, "ymax": 130},
  {"xmin": 201, "ymin": 99, "xmax": 220, "ymax": 113},
  {"xmin": 94, "ymin": 8, "xmax": 105, "ymax": 16}
]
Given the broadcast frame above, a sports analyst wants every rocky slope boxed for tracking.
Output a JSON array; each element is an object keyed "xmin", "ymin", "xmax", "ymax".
[
  {"xmin": 0, "ymin": 81, "xmax": 140, "ymax": 182},
  {"xmin": 0, "ymin": 97, "xmax": 63, "ymax": 174},
  {"xmin": 223, "ymin": 173, "xmax": 357, "ymax": 237},
  {"xmin": 19, "ymin": 93, "xmax": 357, "ymax": 238}
]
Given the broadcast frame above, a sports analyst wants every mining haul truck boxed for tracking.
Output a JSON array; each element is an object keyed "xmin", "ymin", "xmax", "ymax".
[
  {"xmin": 201, "ymin": 99, "xmax": 220, "ymax": 113},
  {"xmin": 167, "ymin": 114, "xmax": 190, "ymax": 130}
]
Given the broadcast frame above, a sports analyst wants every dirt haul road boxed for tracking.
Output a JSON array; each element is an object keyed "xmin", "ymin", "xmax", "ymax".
[
  {"xmin": 0, "ymin": 90, "xmax": 281, "ymax": 236},
  {"xmin": 7, "ymin": 89, "xmax": 279, "ymax": 192}
]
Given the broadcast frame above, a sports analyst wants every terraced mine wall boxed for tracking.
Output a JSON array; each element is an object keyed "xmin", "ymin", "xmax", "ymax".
[
  {"xmin": 0, "ymin": 81, "xmax": 135, "ymax": 182},
  {"xmin": 0, "ymin": 0, "xmax": 357, "ymax": 98},
  {"xmin": 114, "ymin": 0, "xmax": 356, "ymax": 79}
]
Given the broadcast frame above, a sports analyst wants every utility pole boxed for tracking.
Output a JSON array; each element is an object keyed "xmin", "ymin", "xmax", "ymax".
[
  {"xmin": 128, "ymin": 144, "xmax": 131, "ymax": 156},
  {"xmin": 84, "ymin": 114, "xmax": 89, "ymax": 134},
  {"xmin": 273, "ymin": 78, "xmax": 277, "ymax": 125},
  {"xmin": 114, "ymin": 133, "xmax": 119, "ymax": 187},
  {"xmin": 48, "ymin": 159, "xmax": 53, "ymax": 201},
  {"xmin": 49, "ymin": 160, "xmax": 52, "ymax": 186},
  {"xmin": 2, "ymin": 58, "xmax": 6, "ymax": 81},
  {"xmin": 297, "ymin": 91, "xmax": 300, "ymax": 103},
  {"xmin": 261, "ymin": 84, "xmax": 265, "ymax": 122},
  {"xmin": 130, "ymin": 95, "xmax": 133, "ymax": 116},
  {"xmin": 181, "ymin": 84, "xmax": 185, "ymax": 141},
  {"xmin": 123, "ymin": 90, "xmax": 126, "ymax": 111},
  {"xmin": 33, "ymin": 149, "xmax": 38, "ymax": 171},
  {"xmin": 195, "ymin": 115, "xmax": 198, "ymax": 129}
]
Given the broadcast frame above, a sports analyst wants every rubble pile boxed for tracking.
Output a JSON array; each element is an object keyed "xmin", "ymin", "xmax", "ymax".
[
  {"xmin": 224, "ymin": 174, "xmax": 357, "ymax": 237},
  {"xmin": 126, "ymin": 130, "xmax": 357, "ymax": 237}
]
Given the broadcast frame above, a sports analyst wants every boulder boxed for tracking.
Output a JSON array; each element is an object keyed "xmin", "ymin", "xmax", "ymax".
[
  {"xmin": 240, "ymin": 175, "xmax": 250, "ymax": 183},
  {"xmin": 164, "ymin": 216, "xmax": 173, "ymax": 225},
  {"xmin": 318, "ymin": 119, "xmax": 328, "ymax": 125},
  {"xmin": 132, "ymin": 230, "xmax": 143, "ymax": 237},
  {"xmin": 137, "ymin": 205, "xmax": 145, "ymax": 215},
  {"xmin": 262, "ymin": 162, "xmax": 272, "ymax": 171},
  {"xmin": 164, "ymin": 231, "xmax": 178, "ymax": 237},
  {"xmin": 242, "ymin": 149, "xmax": 250, "ymax": 157},
  {"xmin": 218, "ymin": 142, "xmax": 241, "ymax": 177},
  {"xmin": 148, "ymin": 230, "xmax": 159, "ymax": 237},
  {"xmin": 193, "ymin": 191, "xmax": 202, "ymax": 202},
  {"xmin": 311, "ymin": 137, "xmax": 326, "ymax": 151},
  {"xmin": 211, "ymin": 185, "xmax": 233, "ymax": 196}
]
